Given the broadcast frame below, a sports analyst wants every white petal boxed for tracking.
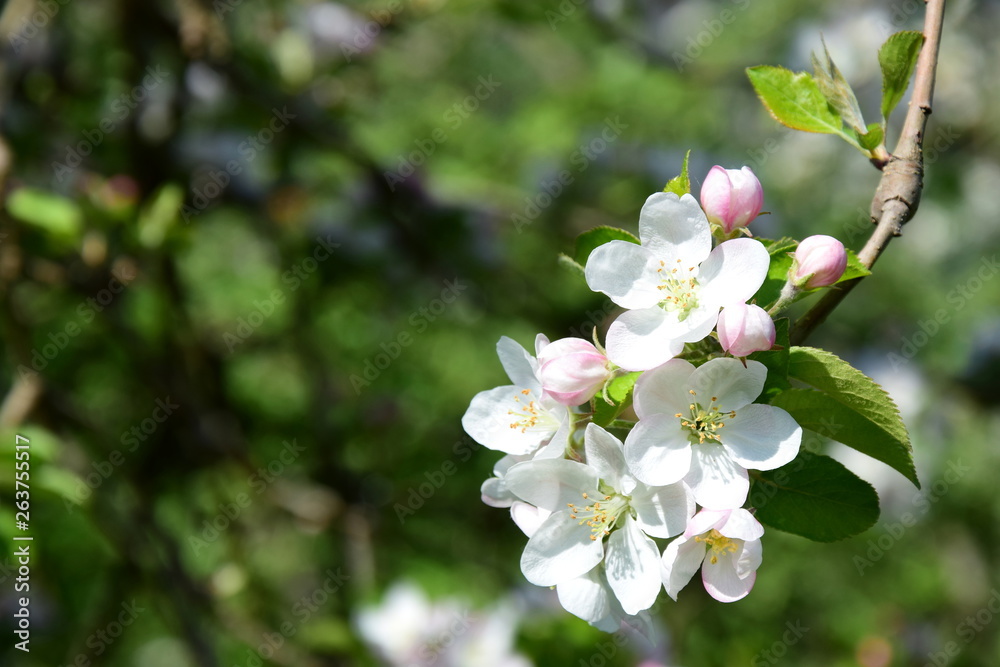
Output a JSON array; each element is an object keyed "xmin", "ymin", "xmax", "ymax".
[
  {"xmin": 660, "ymin": 536, "xmax": 705, "ymax": 601},
  {"xmin": 633, "ymin": 359, "xmax": 697, "ymax": 419},
  {"xmin": 683, "ymin": 508, "xmax": 731, "ymax": 538},
  {"xmin": 624, "ymin": 413, "xmax": 693, "ymax": 486},
  {"xmin": 462, "ymin": 386, "xmax": 556, "ymax": 455},
  {"xmin": 723, "ymin": 404, "xmax": 802, "ymax": 471},
  {"xmin": 556, "ymin": 567, "xmax": 612, "ymax": 624},
  {"xmin": 497, "ymin": 337, "xmax": 540, "ymax": 390},
  {"xmin": 637, "ymin": 193, "xmax": 712, "ymax": 266},
  {"xmin": 585, "ymin": 241, "xmax": 662, "ymax": 310},
  {"xmin": 521, "ymin": 511, "xmax": 606, "ymax": 586},
  {"xmin": 482, "ymin": 477, "xmax": 514, "ymax": 508},
  {"xmin": 689, "ymin": 357, "xmax": 766, "ymax": 413},
  {"xmin": 604, "ymin": 517, "xmax": 662, "ymax": 615},
  {"xmin": 510, "ymin": 501, "xmax": 552, "ymax": 537},
  {"xmin": 697, "ymin": 238, "xmax": 770, "ymax": 307},
  {"xmin": 719, "ymin": 507, "xmax": 766, "ymax": 542},
  {"xmin": 701, "ymin": 549, "xmax": 756, "ymax": 602},
  {"xmin": 676, "ymin": 303, "xmax": 721, "ymax": 344},
  {"xmin": 736, "ymin": 536, "xmax": 763, "ymax": 578},
  {"xmin": 630, "ymin": 481, "xmax": 695, "ymax": 538},
  {"xmin": 583, "ymin": 424, "xmax": 627, "ymax": 489},
  {"xmin": 534, "ymin": 332, "xmax": 551, "ymax": 357},
  {"xmin": 505, "ymin": 459, "xmax": 601, "ymax": 511},
  {"xmin": 685, "ymin": 445, "xmax": 749, "ymax": 510},
  {"xmin": 605, "ymin": 309, "xmax": 686, "ymax": 372}
]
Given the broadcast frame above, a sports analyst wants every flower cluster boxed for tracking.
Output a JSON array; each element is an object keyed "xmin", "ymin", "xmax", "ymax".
[{"xmin": 463, "ymin": 167, "xmax": 848, "ymax": 630}]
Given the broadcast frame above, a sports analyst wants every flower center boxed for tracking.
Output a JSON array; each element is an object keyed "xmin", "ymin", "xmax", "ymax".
[
  {"xmin": 675, "ymin": 389, "xmax": 736, "ymax": 444},
  {"xmin": 695, "ymin": 528, "xmax": 740, "ymax": 564},
  {"xmin": 567, "ymin": 491, "xmax": 631, "ymax": 541},
  {"xmin": 656, "ymin": 259, "xmax": 700, "ymax": 321},
  {"xmin": 507, "ymin": 389, "xmax": 557, "ymax": 434}
]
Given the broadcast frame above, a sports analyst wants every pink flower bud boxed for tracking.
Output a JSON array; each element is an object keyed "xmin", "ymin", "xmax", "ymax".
[
  {"xmin": 717, "ymin": 304, "xmax": 776, "ymax": 357},
  {"xmin": 700, "ymin": 166, "xmax": 764, "ymax": 235},
  {"xmin": 537, "ymin": 338, "xmax": 612, "ymax": 406},
  {"xmin": 793, "ymin": 235, "xmax": 848, "ymax": 288}
]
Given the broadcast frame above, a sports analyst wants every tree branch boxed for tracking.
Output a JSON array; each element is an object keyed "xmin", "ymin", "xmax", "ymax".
[{"xmin": 790, "ymin": 0, "xmax": 946, "ymax": 346}]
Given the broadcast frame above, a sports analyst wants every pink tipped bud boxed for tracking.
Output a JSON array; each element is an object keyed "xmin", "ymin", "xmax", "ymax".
[
  {"xmin": 717, "ymin": 304, "xmax": 776, "ymax": 357},
  {"xmin": 700, "ymin": 166, "xmax": 764, "ymax": 235},
  {"xmin": 793, "ymin": 235, "xmax": 848, "ymax": 288},
  {"xmin": 537, "ymin": 338, "xmax": 612, "ymax": 406}
]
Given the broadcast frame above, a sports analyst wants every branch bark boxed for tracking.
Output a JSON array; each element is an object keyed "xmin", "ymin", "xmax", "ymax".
[{"xmin": 790, "ymin": 0, "xmax": 946, "ymax": 345}]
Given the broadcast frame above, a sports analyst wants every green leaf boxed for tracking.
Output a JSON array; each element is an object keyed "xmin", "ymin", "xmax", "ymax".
[
  {"xmin": 811, "ymin": 38, "xmax": 866, "ymax": 134},
  {"xmin": 7, "ymin": 188, "xmax": 83, "ymax": 240},
  {"xmin": 748, "ymin": 317, "xmax": 790, "ymax": 402},
  {"xmin": 878, "ymin": 31, "xmax": 925, "ymax": 123},
  {"xmin": 573, "ymin": 226, "xmax": 639, "ymax": 267},
  {"xmin": 558, "ymin": 252, "xmax": 585, "ymax": 277},
  {"xmin": 774, "ymin": 346, "xmax": 918, "ymax": 486},
  {"xmin": 858, "ymin": 123, "xmax": 885, "ymax": 152},
  {"xmin": 837, "ymin": 247, "xmax": 872, "ymax": 284},
  {"xmin": 751, "ymin": 237, "xmax": 797, "ymax": 310},
  {"xmin": 137, "ymin": 183, "xmax": 184, "ymax": 249},
  {"xmin": 663, "ymin": 150, "xmax": 691, "ymax": 197},
  {"xmin": 751, "ymin": 453, "xmax": 880, "ymax": 542},
  {"xmin": 746, "ymin": 66, "xmax": 857, "ymax": 148},
  {"xmin": 592, "ymin": 372, "xmax": 641, "ymax": 427}
]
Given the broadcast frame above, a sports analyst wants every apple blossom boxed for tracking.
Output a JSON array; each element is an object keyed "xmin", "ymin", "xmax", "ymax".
[
  {"xmin": 624, "ymin": 357, "xmax": 801, "ymax": 509},
  {"xmin": 585, "ymin": 193, "xmax": 771, "ymax": 371},
  {"xmin": 505, "ymin": 424, "xmax": 694, "ymax": 615},
  {"xmin": 660, "ymin": 508, "xmax": 764, "ymax": 603},
  {"xmin": 792, "ymin": 235, "xmax": 848, "ymax": 289},
  {"xmin": 717, "ymin": 303, "xmax": 776, "ymax": 357},
  {"xmin": 537, "ymin": 337, "xmax": 614, "ymax": 406},
  {"xmin": 700, "ymin": 165, "xmax": 764, "ymax": 237}
]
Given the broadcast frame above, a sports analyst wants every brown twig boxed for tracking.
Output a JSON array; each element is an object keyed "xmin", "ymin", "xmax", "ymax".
[{"xmin": 790, "ymin": 0, "xmax": 946, "ymax": 346}]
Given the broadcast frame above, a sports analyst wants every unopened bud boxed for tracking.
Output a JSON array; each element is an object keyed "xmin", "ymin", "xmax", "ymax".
[
  {"xmin": 717, "ymin": 304, "xmax": 776, "ymax": 357},
  {"xmin": 538, "ymin": 338, "xmax": 612, "ymax": 406},
  {"xmin": 793, "ymin": 235, "xmax": 848, "ymax": 289},
  {"xmin": 700, "ymin": 166, "xmax": 764, "ymax": 236}
]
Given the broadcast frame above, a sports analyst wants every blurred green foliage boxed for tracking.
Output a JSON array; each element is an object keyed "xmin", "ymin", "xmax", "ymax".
[{"xmin": 0, "ymin": 0, "xmax": 999, "ymax": 665}]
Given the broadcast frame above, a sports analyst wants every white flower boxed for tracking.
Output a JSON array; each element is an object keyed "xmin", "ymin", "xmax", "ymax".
[
  {"xmin": 660, "ymin": 508, "xmax": 764, "ymax": 603},
  {"xmin": 624, "ymin": 357, "xmax": 801, "ymax": 509},
  {"xmin": 462, "ymin": 335, "xmax": 571, "ymax": 457},
  {"xmin": 584, "ymin": 192, "xmax": 770, "ymax": 371},
  {"xmin": 505, "ymin": 424, "xmax": 694, "ymax": 615}
]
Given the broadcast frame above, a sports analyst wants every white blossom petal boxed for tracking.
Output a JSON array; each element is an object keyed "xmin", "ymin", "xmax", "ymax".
[
  {"xmin": 723, "ymin": 404, "xmax": 802, "ymax": 471},
  {"xmin": 556, "ymin": 567, "xmax": 612, "ymax": 625},
  {"xmin": 689, "ymin": 358, "xmax": 766, "ymax": 412},
  {"xmin": 701, "ymin": 548, "xmax": 756, "ymax": 602},
  {"xmin": 605, "ymin": 308, "xmax": 687, "ymax": 372},
  {"xmin": 624, "ymin": 413, "xmax": 693, "ymax": 486},
  {"xmin": 583, "ymin": 424, "xmax": 628, "ymax": 489},
  {"xmin": 534, "ymin": 333, "xmax": 551, "ymax": 357},
  {"xmin": 604, "ymin": 517, "xmax": 661, "ymax": 615},
  {"xmin": 585, "ymin": 241, "xmax": 662, "ymax": 310},
  {"xmin": 660, "ymin": 536, "xmax": 705, "ymax": 601},
  {"xmin": 637, "ymin": 193, "xmax": 712, "ymax": 266},
  {"xmin": 736, "ymin": 537, "xmax": 763, "ymax": 578},
  {"xmin": 462, "ymin": 386, "xmax": 558, "ymax": 455},
  {"xmin": 496, "ymin": 337, "xmax": 540, "ymax": 391},
  {"xmin": 685, "ymin": 445, "xmax": 750, "ymax": 510},
  {"xmin": 683, "ymin": 508, "xmax": 730, "ymax": 538},
  {"xmin": 633, "ymin": 359, "xmax": 696, "ymax": 419},
  {"xmin": 719, "ymin": 508, "xmax": 766, "ymax": 542},
  {"xmin": 520, "ymin": 511, "xmax": 606, "ymax": 586},
  {"xmin": 510, "ymin": 501, "xmax": 551, "ymax": 538},
  {"xmin": 505, "ymin": 459, "xmax": 601, "ymax": 512},
  {"xmin": 697, "ymin": 238, "xmax": 770, "ymax": 307},
  {"xmin": 630, "ymin": 481, "xmax": 694, "ymax": 538},
  {"xmin": 481, "ymin": 454, "xmax": 529, "ymax": 508}
]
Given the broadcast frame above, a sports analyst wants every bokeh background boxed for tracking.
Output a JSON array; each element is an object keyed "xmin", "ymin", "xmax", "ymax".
[{"xmin": 1, "ymin": 0, "xmax": 999, "ymax": 665}]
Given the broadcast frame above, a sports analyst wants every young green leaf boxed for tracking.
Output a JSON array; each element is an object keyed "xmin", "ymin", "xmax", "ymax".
[
  {"xmin": 751, "ymin": 237, "xmax": 797, "ymax": 310},
  {"xmin": 592, "ymin": 371, "xmax": 641, "ymax": 427},
  {"xmin": 751, "ymin": 452, "xmax": 880, "ymax": 542},
  {"xmin": 857, "ymin": 123, "xmax": 885, "ymax": 152},
  {"xmin": 746, "ymin": 66, "xmax": 858, "ymax": 148},
  {"xmin": 811, "ymin": 38, "xmax": 867, "ymax": 134},
  {"xmin": 775, "ymin": 346, "xmax": 918, "ymax": 486},
  {"xmin": 878, "ymin": 31, "xmax": 925, "ymax": 123},
  {"xmin": 573, "ymin": 226, "xmax": 639, "ymax": 267},
  {"xmin": 836, "ymin": 247, "xmax": 872, "ymax": 284},
  {"xmin": 7, "ymin": 188, "xmax": 83, "ymax": 240},
  {"xmin": 663, "ymin": 150, "xmax": 692, "ymax": 197},
  {"xmin": 558, "ymin": 252, "xmax": 586, "ymax": 277}
]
